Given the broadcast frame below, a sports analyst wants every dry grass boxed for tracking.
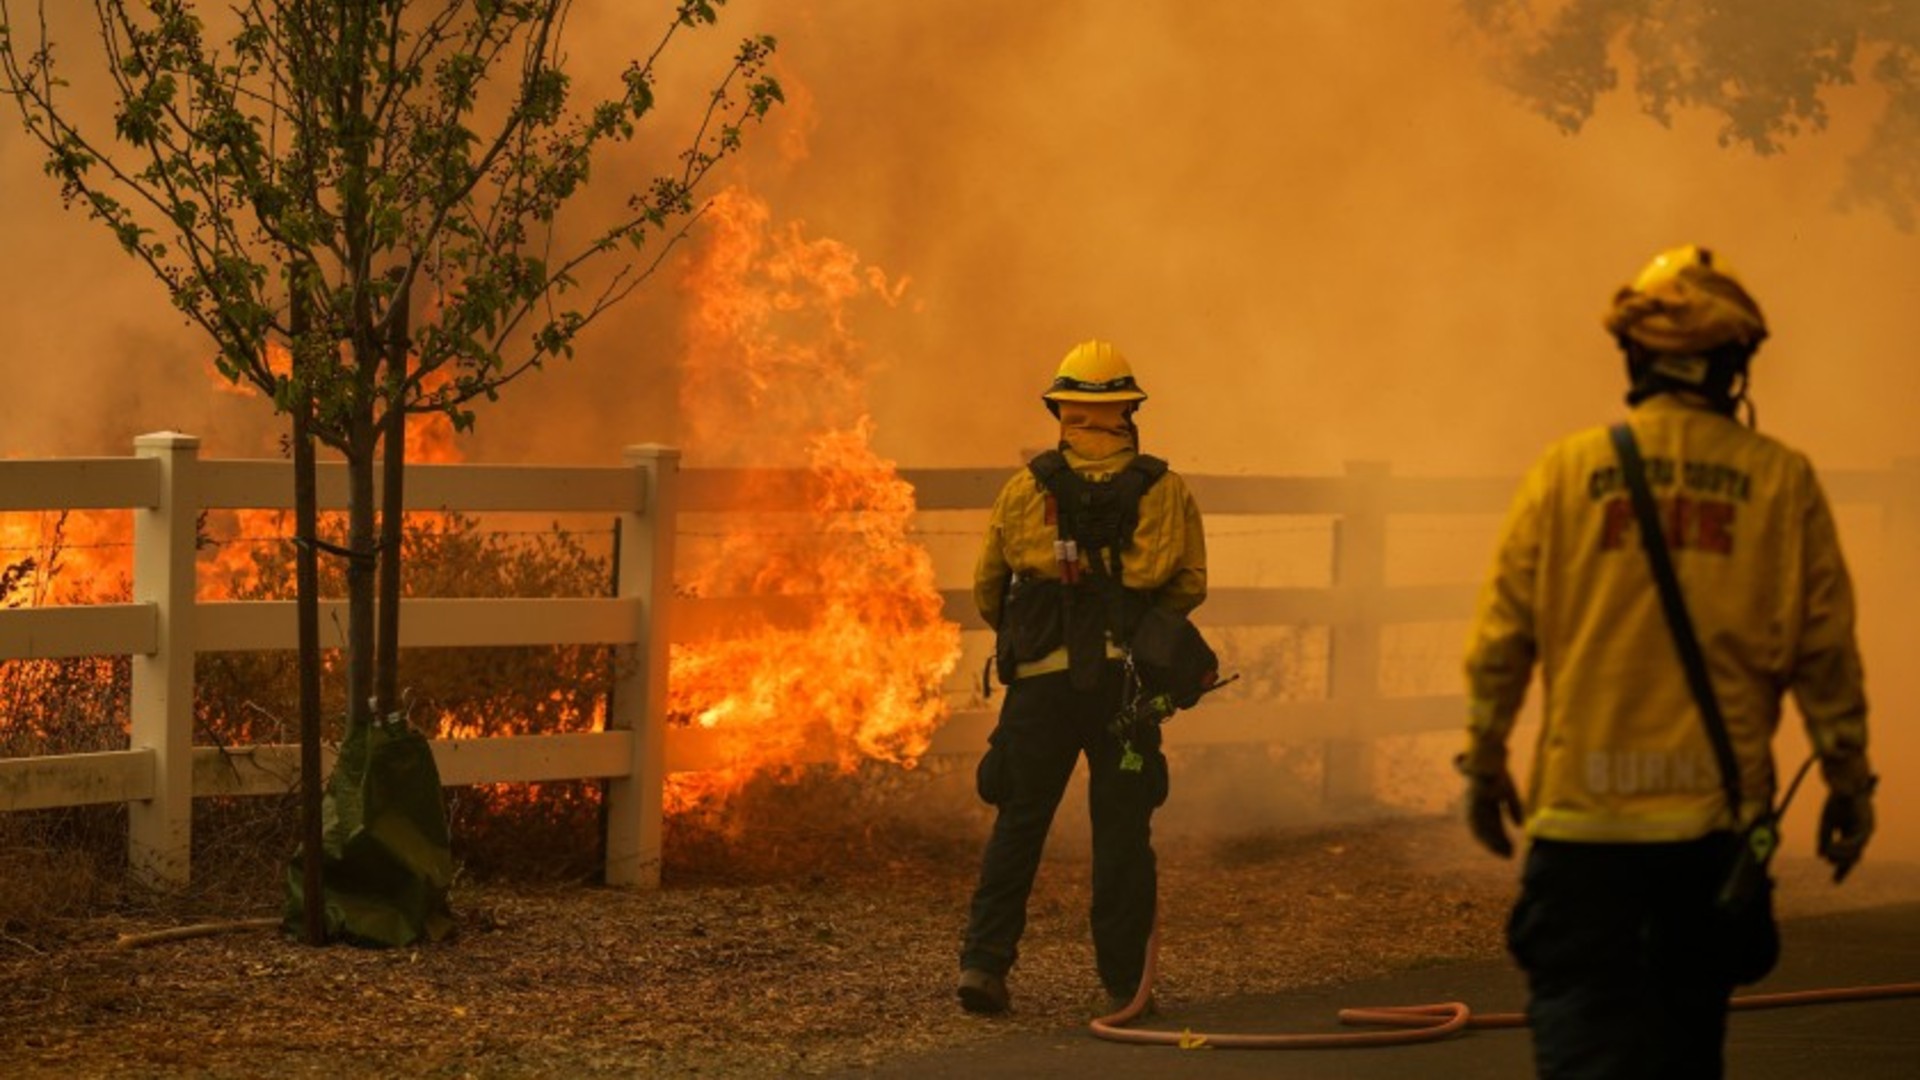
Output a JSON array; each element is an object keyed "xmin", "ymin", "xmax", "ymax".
[{"xmin": 0, "ymin": 757, "xmax": 1529, "ymax": 1079}]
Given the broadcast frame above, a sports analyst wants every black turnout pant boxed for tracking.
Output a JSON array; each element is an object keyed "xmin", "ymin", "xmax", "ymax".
[
  {"xmin": 1509, "ymin": 835, "xmax": 1752, "ymax": 1080},
  {"xmin": 959, "ymin": 666, "xmax": 1167, "ymax": 999}
]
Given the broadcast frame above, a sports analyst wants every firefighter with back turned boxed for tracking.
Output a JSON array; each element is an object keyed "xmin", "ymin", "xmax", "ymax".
[
  {"xmin": 956, "ymin": 340, "xmax": 1208, "ymax": 1015},
  {"xmin": 1460, "ymin": 245, "xmax": 1878, "ymax": 1078}
]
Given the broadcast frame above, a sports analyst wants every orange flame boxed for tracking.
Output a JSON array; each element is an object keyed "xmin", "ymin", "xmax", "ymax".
[
  {"xmin": 3, "ymin": 341, "xmax": 464, "ymax": 608},
  {"xmin": 197, "ymin": 341, "xmax": 464, "ymax": 601},
  {"xmin": 0, "ymin": 508, "xmax": 130, "ymax": 606},
  {"xmin": 665, "ymin": 187, "xmax": 959, "ymax": 812}
]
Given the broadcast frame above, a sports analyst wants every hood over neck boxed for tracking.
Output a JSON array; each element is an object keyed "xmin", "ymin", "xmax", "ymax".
[{"xmin": 1057, "ymin": 400, "xmax": 1138, "ymax": 463}]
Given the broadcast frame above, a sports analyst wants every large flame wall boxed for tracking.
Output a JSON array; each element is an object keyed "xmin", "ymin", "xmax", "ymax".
[{"xmin": 664, "ymin": 189, "xmax": 959, "ymax": 810}]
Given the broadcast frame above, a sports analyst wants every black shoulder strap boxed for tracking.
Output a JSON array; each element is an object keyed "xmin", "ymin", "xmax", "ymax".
[
  {"xmin": 1609, "ymin": 422, "xmax": 1744, "ymax": 819},
  {"xmin": 1126, "ymin": 453, "xmax": 1169, "ymax": 485},
  {"xmin": 1027, "ymin": 450, "xmax": 1088, "ymax": 553},
  {"xmin": 1099, "ymin": 454, "xmax": 1167, "ymax": 525},
  {"xmin": 1026, "ymin": 449, "xmax": 1073, "ymax": 490}
]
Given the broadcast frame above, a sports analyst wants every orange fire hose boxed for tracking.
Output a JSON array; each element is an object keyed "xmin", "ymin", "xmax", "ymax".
[
  {"xmin": 1092, "ymin": 753, "xmax": 1920, "ymax": 1048},
  {"xmin": 1088, "ymin": 923, "xmax": 1920, "ymax": 1049}
]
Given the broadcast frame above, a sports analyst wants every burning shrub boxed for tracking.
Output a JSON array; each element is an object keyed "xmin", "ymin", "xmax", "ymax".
[
  {"xmin": 0, "ymin": 510, "xmax": 623, "ymax": 909},
  {"xmin": 1, "ymin": 521, "xmax": 138, "ymax": 925},
  {"xmin": 0, "ymin": 512, "xmax": 134, "ymax": 759},
  {"xmin": 196, "ymin": 511, "xmax": 621, "ymax": 883}
]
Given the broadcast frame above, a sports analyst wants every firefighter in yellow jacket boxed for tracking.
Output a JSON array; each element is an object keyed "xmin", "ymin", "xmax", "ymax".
[
  {"xmin": 956, "ymin": 340, "xmax": 1207, "ymax": 1015},
  {"xmin": 1461, "ymin": 245, "xmax": 1877, "ymax": 1077}
]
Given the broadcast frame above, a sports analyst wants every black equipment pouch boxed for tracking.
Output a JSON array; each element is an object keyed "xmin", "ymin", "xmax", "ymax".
[
  {"xmin": 994, "ymin": 574, "xmax": 1063, "ymax": 684},
  {"xmin": 1128, "ymin": 604, "xmax": 1222, "ymax": 710},
  {"xmin": 1712, "ymin": 814, "xmax": 1782, "ymax": 984},
  {"xmin": 1719, "ymin": 812, "xmax": 1779, "ymax": 912}
]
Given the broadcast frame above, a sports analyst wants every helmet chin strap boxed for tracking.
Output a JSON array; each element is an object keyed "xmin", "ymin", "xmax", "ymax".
[{"xmin": 1731, "ymin": 373, "xmax": 1758, "ymax": 429}]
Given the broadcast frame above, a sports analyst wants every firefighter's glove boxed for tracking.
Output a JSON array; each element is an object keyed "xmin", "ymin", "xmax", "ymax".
[
  {"xmin": 1817, "ymin": 780, "xmax": 1877, "ymax": 884},
  {"xmin": 1457, "ymin": 756, "xmax": 1523, "ymax": 859}
]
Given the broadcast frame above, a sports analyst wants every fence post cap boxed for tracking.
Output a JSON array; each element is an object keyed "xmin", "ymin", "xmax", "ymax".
[
  {"xmin": 134, "ymin": 431, "xmax": 201, "ymax": 451},
  {"xmin": 623, "ymin": 444, "xmax": 682, "ymax": 463}
]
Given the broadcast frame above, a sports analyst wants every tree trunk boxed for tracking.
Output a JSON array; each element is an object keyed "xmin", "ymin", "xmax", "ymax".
[
  {"xmin": 340, "ymin": 0, "xmax": 377, "ymax": 739},
  {"xmin": 375, "ymin": 279, "xmax": 410, "ymax": 718},
  {"xmin": 291, "ymin": 282, "xmax": 325, "ymax": 947},
  {"xmin": 345, "ymin": 381, "xmax": 378, "ymax": 738}
]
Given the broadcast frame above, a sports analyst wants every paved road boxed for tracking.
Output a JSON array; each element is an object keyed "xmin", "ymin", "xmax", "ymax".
[{"xmin": 849, "ymin": 902, "xmax": 1920, "ymax": 1079}]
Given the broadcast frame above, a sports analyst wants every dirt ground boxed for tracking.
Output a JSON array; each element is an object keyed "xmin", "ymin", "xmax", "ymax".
[{"xmin": 5, "ymin": 767, "xmax": 1915, "ymax": 1079}]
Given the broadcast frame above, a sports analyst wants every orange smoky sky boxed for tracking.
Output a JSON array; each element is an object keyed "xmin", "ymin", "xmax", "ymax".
[
  {"xmin": 3, "ymin": 2, "xmax": 1915, "ymax": 473},
  {"xmin": 1, "ymin": 2, "xmax": 1916, "ymax": 859},
  {"xmin": 603, "ymin": 0, "xmax": 1920, "ymax": 479}
]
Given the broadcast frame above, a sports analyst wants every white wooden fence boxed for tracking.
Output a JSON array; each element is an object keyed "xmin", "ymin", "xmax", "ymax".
[
  {"xmin": 0, "ymin": 433, "xmax": 676, "ymax": 888},
  {"xmin": 5, "ymin": 433, "xmax": 1917, "ymax": 889}
]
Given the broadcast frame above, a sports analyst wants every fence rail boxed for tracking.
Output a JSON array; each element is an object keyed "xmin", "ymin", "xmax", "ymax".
[{"xmin": 5, "ymin": 434, "xmax": 1917, "ymax": 889}]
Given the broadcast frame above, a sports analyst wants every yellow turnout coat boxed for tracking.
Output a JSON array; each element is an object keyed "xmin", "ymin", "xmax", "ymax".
[{"xmin": 1464, "ymin": 396, "xmax": 1871, "ymax": 842}]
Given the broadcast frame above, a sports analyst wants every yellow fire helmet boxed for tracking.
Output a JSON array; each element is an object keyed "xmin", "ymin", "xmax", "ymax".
[
  {"xmin": 1042, "ymin": 339, "xmax": 1149, "ymax": 410},
  {"xmin": 1603, "ymin": 244, "xmax": 1769, "ymax": 355}
]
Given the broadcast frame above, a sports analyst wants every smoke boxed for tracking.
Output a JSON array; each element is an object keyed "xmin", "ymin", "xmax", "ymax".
[
  {"xmin": 3, "ymin": 3, "xmax": 1917, "ymax": 870},
  {"xmin": 10, "ymin": 4, "xmax": 1916, "ymax": 467}
]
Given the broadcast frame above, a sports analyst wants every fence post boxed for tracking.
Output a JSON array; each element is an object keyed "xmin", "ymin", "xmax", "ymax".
[
  {"xmin": 1887, "ymin": 458, "xmax": 1920, "ymax": 564},
  {"xmin": 1325, "ymin": 460, "xmax": 1388, "ymax": 805},
  {"xmin": 1886, "ymin": 456, "xmax": 1920, "ymax": 676},
  {"xmin": 128, "ymin": 431, "xmax": 200, "ymax": 887},
  {"xmin": 605, "ymin": 443, "xmax": 680, "ymax": 887}
]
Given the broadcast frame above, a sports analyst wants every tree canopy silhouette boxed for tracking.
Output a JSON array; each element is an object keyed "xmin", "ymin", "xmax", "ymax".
[{"xmin": 1464, "ymin": 0, "xmax": 1920, "ymax": 227}]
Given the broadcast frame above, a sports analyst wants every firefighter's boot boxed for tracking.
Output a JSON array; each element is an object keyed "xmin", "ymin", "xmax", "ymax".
[{"xmin": 957, "ymin": 968, "xmax": 1010, "ymax": 1015}]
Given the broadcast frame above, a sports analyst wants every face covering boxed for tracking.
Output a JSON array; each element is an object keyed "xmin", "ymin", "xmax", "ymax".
[{"xmin": 1057, "ymin": 401, "xmax": 1137, "ymax": 459}]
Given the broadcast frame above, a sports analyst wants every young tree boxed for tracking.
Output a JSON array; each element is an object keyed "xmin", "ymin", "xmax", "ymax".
[
  {"xmin": 1462, "ymin": 0, "xmax": 1920, "ymax": 227},
  {"xmin": 0, "ymin": 0, "xmax": 779, "ymax": 942}
]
